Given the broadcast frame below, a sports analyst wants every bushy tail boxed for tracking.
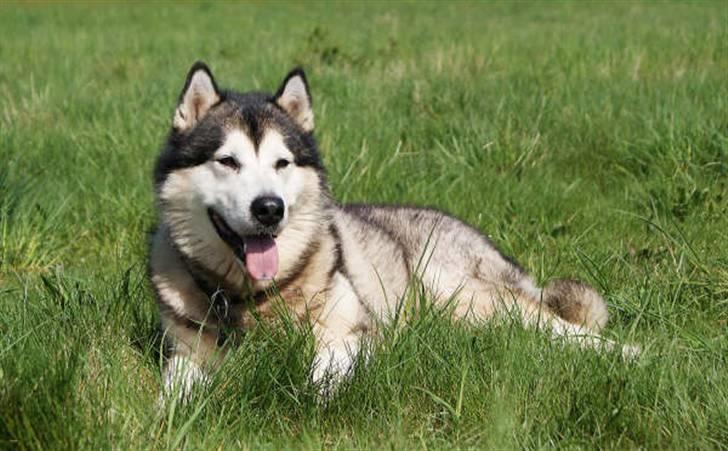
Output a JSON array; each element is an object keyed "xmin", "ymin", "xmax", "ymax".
[{"xmin": 542, "ymin": 279, "xmax": 609, "ymax": 333}]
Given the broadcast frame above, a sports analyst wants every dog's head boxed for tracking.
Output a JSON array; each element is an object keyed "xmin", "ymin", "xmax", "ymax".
[{"xmin": 155, "ymin": 62, "xmax": 328, "ymax": 286}]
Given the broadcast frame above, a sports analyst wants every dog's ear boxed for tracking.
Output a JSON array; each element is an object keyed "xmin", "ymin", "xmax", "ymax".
[
  {"xmin": 173, "ymin": 61, "xmax": 220, "ymax": 131},
  {"xmin": 274, "ymin": 68, "xmax": 314, "ymax": 132}
]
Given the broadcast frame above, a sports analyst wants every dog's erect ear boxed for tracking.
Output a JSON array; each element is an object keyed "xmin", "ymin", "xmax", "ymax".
[
  {"xmin": 173, "ymin": 62, "xmax": 220, "ymax": 131},
  {"xmin": 274, "ymin": 68, "xmax": 314, "ymax": 132}
]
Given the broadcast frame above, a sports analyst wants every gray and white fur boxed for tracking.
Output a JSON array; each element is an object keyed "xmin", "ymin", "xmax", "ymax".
[{"xmin": 150, "ymin": 62, "xmax": 637, "ymax": 399}]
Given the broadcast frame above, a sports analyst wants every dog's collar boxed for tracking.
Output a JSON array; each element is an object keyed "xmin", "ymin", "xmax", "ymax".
[{"xmin": 166, "ymin": 236, "xmax": 250, "ymax": 345}]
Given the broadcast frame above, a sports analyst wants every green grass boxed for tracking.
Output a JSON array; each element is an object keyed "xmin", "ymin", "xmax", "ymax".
[{"xmin": 1, "ymin": 1, "xmax": 727, "ymax": 449}]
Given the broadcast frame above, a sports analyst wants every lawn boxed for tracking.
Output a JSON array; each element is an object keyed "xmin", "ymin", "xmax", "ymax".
[{"xmin": 1, "ymin": 1, "xmax": 726, "ymax": 449}]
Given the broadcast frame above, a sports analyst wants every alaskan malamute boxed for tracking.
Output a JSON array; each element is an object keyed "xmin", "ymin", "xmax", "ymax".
[{"xmin": 150, "ymin": 62, "xmax": 636, "ymax": 398}]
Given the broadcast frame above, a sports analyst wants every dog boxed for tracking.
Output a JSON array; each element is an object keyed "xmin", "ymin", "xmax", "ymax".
[{"xmin": 150, "ymin": 62, "xmax": 637, "ymax": 399}]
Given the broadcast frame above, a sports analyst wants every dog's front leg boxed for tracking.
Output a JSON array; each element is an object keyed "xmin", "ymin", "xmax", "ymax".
[
  {"xmin": 161, "ymin": 317, "xmax": 222, "ymax": 401},
  {"xmin": 311, "ymin": 331, "xmax": 360, "ymax": 392},
  {"xmin": 311, "ymin": 272, "xmax": 366, "ymax": 396},
  {"xmin": 151, "ymin": 232, "xmax": 225, "ymax": 402}
]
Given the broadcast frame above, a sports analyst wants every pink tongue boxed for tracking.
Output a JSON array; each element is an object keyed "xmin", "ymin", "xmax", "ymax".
[{"xmin": 244, "ymin": 236, "xmax": 278, "ymax": 281}]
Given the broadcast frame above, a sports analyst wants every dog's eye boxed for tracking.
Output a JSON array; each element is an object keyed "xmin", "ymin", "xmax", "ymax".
[
  {"xmin": 275, "ymin": 159, "xmax": 290, "ymax": 170},
  {"xmin": 217, "ymin": 156, "xmax": 240, "ymax": 170}
]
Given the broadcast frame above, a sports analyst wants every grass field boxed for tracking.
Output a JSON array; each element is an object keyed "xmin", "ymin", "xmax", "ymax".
[{"xmin": 1, "ymin": 1, "xmax": 727, "ymax": 449}]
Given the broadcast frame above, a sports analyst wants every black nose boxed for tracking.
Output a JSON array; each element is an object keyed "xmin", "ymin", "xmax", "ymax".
[{"xmin": 250, "ymin": 196, "xmax": 285, "ymax": 227}]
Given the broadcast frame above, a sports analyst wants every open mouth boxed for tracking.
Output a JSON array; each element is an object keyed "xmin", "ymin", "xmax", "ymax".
[{"xmin": 207, "ymin": 209, "xmax": 279, "ymax": 281}]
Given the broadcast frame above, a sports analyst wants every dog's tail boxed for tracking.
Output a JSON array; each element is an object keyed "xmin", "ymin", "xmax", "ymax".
[{"xmin": 542, "ymin": 279, "xmax": 609, "ymax": 333}]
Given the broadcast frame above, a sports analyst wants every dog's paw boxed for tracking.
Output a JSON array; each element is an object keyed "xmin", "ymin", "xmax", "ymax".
[
  {"xmin": 620, "ymin": 343, "xmax": 642, "ymax": 361},
  {"xmin": 160, "ymin": 356, "xmax": 209, "ymax": 405},
  {"xmin": 311, "ymin": 347, "xmax": 355, "ymax": 401}
]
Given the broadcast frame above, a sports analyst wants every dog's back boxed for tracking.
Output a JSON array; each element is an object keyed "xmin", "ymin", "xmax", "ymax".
[{"xmin": 337, "ymin": 204, "xmax": 608, "ymax": 331}]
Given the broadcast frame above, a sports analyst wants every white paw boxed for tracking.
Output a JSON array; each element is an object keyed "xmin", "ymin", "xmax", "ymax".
[
  {"xmin": 620, "ymin": 343, "xmax": 642, "ymax": 361},
  {"xmin": 161, "ymin": 356, "xmax": 209, "ymax": 403},
  {"xmin": 311, "ymin": 347, "xmax": 356, "ymax": 399}
]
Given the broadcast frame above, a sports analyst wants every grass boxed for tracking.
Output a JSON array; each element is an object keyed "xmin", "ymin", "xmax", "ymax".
[{"xmin": 1, "ymin": 1, "xmax": 727, "ymax": 449}]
